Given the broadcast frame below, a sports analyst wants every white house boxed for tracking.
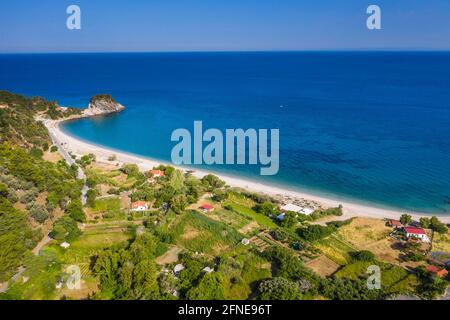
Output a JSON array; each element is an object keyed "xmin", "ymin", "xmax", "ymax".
[
  {"xmin": 202, "ymin": 267, "xmax": 214, "ymax": 273},
  {"xmin": 403, "ymin": 227, "xmax": 430, "ymax": 243},
  {"xmin": 131, "ymin": 201, "xmax": 148, "ymax": 212},
  {"xmin": 280, "ymin": 203, "xmax": 314, "ymax": 215},
  {"xmin": 60, "ymin": 242, "xmax": 70, "ymax": 249},
  {"xmin": 173, "ymin": 264, "xmax": 185, "ymax": 275}
]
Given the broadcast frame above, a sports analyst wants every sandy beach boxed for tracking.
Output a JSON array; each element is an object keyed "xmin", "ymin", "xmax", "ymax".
[{"xmin": 42, "ymin": 118, "xmax": 450, "ymax": 224}]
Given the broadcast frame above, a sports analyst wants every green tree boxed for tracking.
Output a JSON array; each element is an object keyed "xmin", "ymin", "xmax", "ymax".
[
  {"xmin": 186, "ymin": 273, "xmax": 225, "ymax": 300},
  {"xmin": 30, "ymin": 147, "xmax": 43, "ymax": 158},
  {"xmin": 86, "ymin": 189, "xmax": 97, "ymax": 208},
  {"xmin": 280, "ymin": 211, "xmax": 297, "ymax": 229},
  {"xmin": 258, "ymin": 277, "xmax": 302, "ymax": 300},
  {"xmin": 0, "ymin": 182, "xmax": 8, "ymax": 198},
  {"xmin": 168, "ymin": 170, "xmax": 185, "ymax": 193},
  {"xmin": 254, "ymin": 201, "xmax": 279, "ymax": 216},
  {"xmin": 201, "ymin": 174, "xmax": 225, "ymax": 191},
  {"xmin": 49, "ymin": 216, "xmax": 81, "ymax": 241},
  {"xmin": 66, "ymin": 199, "xmax": 86, "ymax": 222},
  {"xmin": 0, "ymin": 198, "xmax": 38, "ymax": 282},
  {"xmin": 297, "ymin": 224, "xmax": 336, "ymax": 242},
  {"xmin": 132, "ymin": 259, "xmax": 160, "ymax": 299},
  {"xmin": 265, "ymin": 247, "xmax": 305, "ymax": 280},
  {"xmin": 351, "ymin": 250, "xmax": 376, "ymax": 262},
  {"xmin": 29, "ymin": 203, "xmax": 49, "ymax": 223},
  {"xmin": 419, "ymin": 217, "xmax": 430, "ymax": 229},
  {"xmin": 400, "ymin": 214, "xmax": 412, "ymax": 226},
  {"xmin": 170, "ymin": 194, "xmax": 188, "ymax": 214},
  {"xmin": 430, "ymin": 216, "xmax": 448, "ymax": 234}
]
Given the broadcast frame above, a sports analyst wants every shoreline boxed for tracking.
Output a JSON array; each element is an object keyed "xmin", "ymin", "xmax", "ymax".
[{"xmin": 42, "ymin": 118, "xmax": 450, "ymax": 224}]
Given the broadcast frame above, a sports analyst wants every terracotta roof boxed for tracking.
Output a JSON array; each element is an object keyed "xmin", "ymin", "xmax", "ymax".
[
  {"xmin": 426, "ymin": 265, "xmax": 449, "ymax": 277},
  {"xmin": 426, "ymin": 265, "xmax": 439, "ymax": 273},
  {"xmin": 200, "ymin": 204, "xmax": 214, "ymax": 210},
  {"xmin": 404, "ymin": 227, "xmax": 426, "ymax": 235},
  {"xmin": 388, "ymin": 219, "xmax": 402, "ymax": 226},
  {"xmin": 131, "ymin": 201, "xmax": 147, "ymax": 208}
]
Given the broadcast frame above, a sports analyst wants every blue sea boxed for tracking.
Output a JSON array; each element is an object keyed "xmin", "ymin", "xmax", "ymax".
[{"xmin": 1, "ymin": 52, "xmax": 450, "ymax": 213}]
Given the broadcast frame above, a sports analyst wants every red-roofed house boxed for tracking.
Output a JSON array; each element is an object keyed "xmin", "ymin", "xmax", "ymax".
[
  {"xmin": 387, "ymin": 219, "xmax": 403, "ymax": 229},
  {"xmin": 199, "ymin": 204, "xmax": 214, "ymax": 213},
  {"xmin": 426, "ymin": 265, "xmax": 449, "ymax": 278},
  {"xmin": 131, "ymin": 201, "xmax": 148, "ymax": 212},
  {"xmin": 151, "ymin": 170, "xmax": 165, "ymax": 178},
  {"xmin": 403, "ymin": 226, "xmax": 430, "ymax": 242}
]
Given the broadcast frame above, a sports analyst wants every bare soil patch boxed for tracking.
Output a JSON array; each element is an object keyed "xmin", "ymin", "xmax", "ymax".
[
  {"xmin": 238, "ymin": 221, "xmax": 259, "ymax": 235},
  {"xmin": 156, "ymin": 246, "xmax": 183, "ymax": 265},
  {"xmin": 43, "ymin": 151, "xmax": 62, "ymax": 163},
  {"xmin": 306, "ymin": 255, "xmax": 341, "ymax": 277}
]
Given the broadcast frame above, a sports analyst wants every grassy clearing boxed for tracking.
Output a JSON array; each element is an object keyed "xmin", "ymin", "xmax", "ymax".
[
  {"xmin": 227, "ymin": 193, "xmax": 256, "ymax": 208},
  {"xmin": 333, "ymin": 217, "xmax": 406, "ymax": 265},
  {"xmin": 86, "ymin": 167, "xmax": 135, "ymax": 189},
  {"xmin": 315, "ymin": 235, "xmax": 355, "ymax": 265},
  {"xmin": 432, "ymin": 230, "xmax": 450, "ymax": 253},
  {"xmin": 335, "ymin": 260, "xmax": 419, "ymax": 294},
  {"xmin": 337, "ymin": 217, "xmax": 391, "ymax": 246},
  {"xmin": 204, "ymin": 208, "xmax": 251, "ymax": 231},
  {"xmin": 172, "ymin": 211, "xmax": 242, "ymax": 255},
  {"xmin": 223, "ymin": 200, "xmax": 277, "ymax": 229},
  {"xmin": 91, "ymin": 197, "xmax": 121, "ymax": 213}
]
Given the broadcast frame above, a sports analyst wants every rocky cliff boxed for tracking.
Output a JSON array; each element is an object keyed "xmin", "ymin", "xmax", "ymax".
[{"xmin": 83, "ymin": 94, "xmax": 125, "ymax": 116}]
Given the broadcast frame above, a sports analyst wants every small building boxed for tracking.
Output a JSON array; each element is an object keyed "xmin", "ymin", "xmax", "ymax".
[
  {"xmin": 60, "ymin": 242, "xmax": 70, "ymax": 249},
  {"xmin": 426, "ymin": 265, "xmax": 449, "ymax": 278},
  {"xmin": 173, "ymin": 264, "xmax": 185, "ymax": 275},
  {"xmin": 280, "ymin": 203, "xmax": 314, "ymax": 215},
  {"xmin": 150, "ymin": 170, "xmax": 165, "ymax": 178},
  {"xmin": 55, "ymin": 281, "xmax": 63, "ymax": 289},
  {"xmin": 199, "ymin": 204, "xmax": 214, "ymax": 213},
  {"xmin": 202, "ymin": 267, "xmax": 214, "ymax": 273},
  {"xmin": 241, "ymin": 238, "xmax": 250, "ymax": 246},
  {"xmin": 131, "ymin": 201, "xmax": 148, "ymax": 212},
  {"xmin": 276, "ymin": 212, "xmax": 286, "ymax": 221},
  {"xmin": 403, "ymin": 226, "xmax": 430, "ymax": 243},
  {"xmin": 387, "ymin": 219, "xmax": 403, "ymax": 229}
]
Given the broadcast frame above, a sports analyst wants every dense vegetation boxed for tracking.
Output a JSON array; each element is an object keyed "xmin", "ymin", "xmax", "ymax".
[{"xmin": 0, "ymin": 92, "xmax": 83, "ymax": 283}]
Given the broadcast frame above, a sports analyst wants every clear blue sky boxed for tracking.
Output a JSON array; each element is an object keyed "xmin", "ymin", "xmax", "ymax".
[{"xmin": 0, "ymin": 0, "xmax": 449, "ymax": 53}]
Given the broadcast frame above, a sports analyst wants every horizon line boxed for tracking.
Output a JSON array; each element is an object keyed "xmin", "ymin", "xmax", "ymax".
[{"xmin": 1, "ymin": 49, "xmax": 450, "ymax": 55}]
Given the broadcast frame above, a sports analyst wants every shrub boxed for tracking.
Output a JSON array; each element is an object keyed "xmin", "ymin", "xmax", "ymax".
[
  {"xmin": 350, "ymin": 250, "xmax": 376, "ymax": 262},
  {"xmin": 254, "ymin": 201, "xmax": 279, "ymax": 216},
  {"xmin": 297, "ymin": 224, "xmax": 336, "ymax": 242},
  {"xmin": 49, "ymin": 216, "xmax": 81, "ymax": 241},
  {"xmin": 66, "ymin": 199, "xmax": 86, "ymax": 222},
  {"xmin": 29, "ymin": 203, "xmax": 49, "ymax": 223}
]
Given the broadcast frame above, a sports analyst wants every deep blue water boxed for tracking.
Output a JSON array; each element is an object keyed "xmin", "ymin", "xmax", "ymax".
[{"xmin": 1, "ymin": 52, "xmax": 450, "ymax": 213}]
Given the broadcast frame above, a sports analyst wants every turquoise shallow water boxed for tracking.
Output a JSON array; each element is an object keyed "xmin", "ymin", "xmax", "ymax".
[{"xmin": 1, "ymin": 52, "xmax": 450, "ymax": 213}]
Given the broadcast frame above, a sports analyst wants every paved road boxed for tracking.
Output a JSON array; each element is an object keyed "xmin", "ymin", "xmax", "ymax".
[{"xmin": 45, "ymin": 120, "xmax": 88, "ymax": 205}]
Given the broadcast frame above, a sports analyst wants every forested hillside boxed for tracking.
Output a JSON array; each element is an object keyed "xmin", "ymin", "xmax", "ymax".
[{"xmin": 0, "ymin": 92, "xmax": 83, "ymax": 282}]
